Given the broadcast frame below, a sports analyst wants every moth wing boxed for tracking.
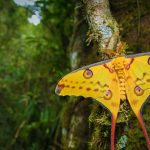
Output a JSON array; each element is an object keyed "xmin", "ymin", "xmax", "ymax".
[
  {"xmin": 55, "ymin": 60, "xmax": 121, "ymax": 118},
  {"xmin": 125, "ymin": 53, "xmax": 150, "ymax": 115},
  {"xmin": 125, "ymin": 53, "xmax": 150, "ymax": 148}
]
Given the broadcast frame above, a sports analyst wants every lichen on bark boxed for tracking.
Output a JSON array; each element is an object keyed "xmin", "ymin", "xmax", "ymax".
[{"xmin": 83, "ymin": 0, "xmax": 120, "ymax": 51}]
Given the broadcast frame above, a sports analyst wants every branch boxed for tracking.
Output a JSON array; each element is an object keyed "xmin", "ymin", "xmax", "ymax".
[{"xmin": 83, "ymin": 0, "xmax": 120, "ymax": 51}]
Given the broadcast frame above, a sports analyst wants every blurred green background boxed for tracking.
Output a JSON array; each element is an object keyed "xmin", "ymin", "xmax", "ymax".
[{"xmin": 0, "ymin": 0, "xmax": 74, "ymax": 149}]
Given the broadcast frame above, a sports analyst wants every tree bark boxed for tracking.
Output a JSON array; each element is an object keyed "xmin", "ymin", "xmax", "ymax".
[
  {"xmin": 83, "ymin": 0, "xmax": 120, "ymax": 51},
  {"xmin": 60, "ymin": 1, "xmax": 91, "ymax": 149}
]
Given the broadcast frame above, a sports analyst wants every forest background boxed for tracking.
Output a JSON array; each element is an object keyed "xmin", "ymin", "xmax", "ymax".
[{"xmin": 0, "ymin": 0, "xmax": 150, "ymax": 150}]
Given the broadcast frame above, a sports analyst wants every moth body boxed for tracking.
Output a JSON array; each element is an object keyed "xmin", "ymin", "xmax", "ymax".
[{"xmin": 108, "ymin": 57, "xmax": 127, "ymax": 101}]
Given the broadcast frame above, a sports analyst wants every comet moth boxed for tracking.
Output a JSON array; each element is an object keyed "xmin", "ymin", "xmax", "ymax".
[{"xmin": 55, "ymin": 42, "xmax": 150, "ymax": 150}]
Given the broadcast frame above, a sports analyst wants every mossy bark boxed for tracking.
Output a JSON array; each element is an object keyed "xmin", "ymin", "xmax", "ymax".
[
  {"xmin": 60, "ymin": 1, "xmax": 91, "ymax": 149},
  {"xmin": 60, "ymin": 0, "xmax": 150, "ymax": 149}
]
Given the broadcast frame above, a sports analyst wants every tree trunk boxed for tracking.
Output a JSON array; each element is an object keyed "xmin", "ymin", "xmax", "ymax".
[{"xmin": 60, "ymin": 1, "xmax": 91, "ymax": 149}]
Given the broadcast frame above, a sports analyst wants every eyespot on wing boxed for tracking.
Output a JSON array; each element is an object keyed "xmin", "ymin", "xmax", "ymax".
[
  {"xmin": 83, "ymin": 69, "xmax": 93, "ymax": 79},
  {"xmin": 104, "ymin": 90, "xmax": 112, "ymax": 100},
  {"xmin": 134, "ymin": 86, "xmax": 144, "ymax": 96}
]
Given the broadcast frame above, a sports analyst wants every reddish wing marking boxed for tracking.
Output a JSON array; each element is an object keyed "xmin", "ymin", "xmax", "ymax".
[
  {"xmin": 125, "ymin": 58, "xmax": 134, "ymax": 70},
  {"xmin": 103, "ymin": 64, "xmax": 114, "ymax": 73},
  {"xmin": 93, "ymin": 88, "xmax": 99, "ymax": 92},
  {"xmin": 55, "ymin": 84, "xmax": 65, "ymax": 94},
  {"xmin": 86, "ymin": 88, "xmax": 91, "ymax": 91}
]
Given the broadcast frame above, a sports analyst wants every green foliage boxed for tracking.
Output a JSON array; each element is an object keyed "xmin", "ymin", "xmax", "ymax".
[
  {"xmin": 0, "ymin": 0, "xmax": 74, "ymax": 149},
  {"xmin": 118, "ymin": 135, "xmax": 128, "ymax": 149}
]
